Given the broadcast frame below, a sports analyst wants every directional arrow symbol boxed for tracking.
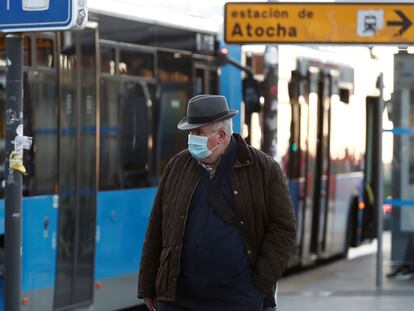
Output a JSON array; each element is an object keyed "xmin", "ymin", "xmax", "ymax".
[{"xmin": 387, "ymin": 10, "xmax": 412, "ymax": 36}]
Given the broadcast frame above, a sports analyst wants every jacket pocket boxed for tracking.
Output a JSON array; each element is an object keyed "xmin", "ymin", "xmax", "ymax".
[{"xmin": 155, "ymin": 248, "xmax": 171, "ymax": 295}]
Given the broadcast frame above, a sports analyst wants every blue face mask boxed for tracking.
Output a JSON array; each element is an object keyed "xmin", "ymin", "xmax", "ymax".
[{"xmin": 188, "ymin": 132, "xmax": 218, "ymax": 160}]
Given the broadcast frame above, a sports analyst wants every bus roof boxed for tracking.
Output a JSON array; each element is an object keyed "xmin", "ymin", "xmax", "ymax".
[{"xmin": 88, "ymin": 0, "xmax": 224, "ymax": 34}]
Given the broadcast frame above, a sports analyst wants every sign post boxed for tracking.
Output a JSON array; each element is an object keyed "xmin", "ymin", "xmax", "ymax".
[
  {"xmin": 376, "ymin": 74, "xmax": 384, "ymax": 289},
  {"xmin": 1, "ymin": 2, "xmax": 87, "ymax": 310},
  {"xmin": 5, "ymin": 33, "xmax": 24, "ymax": 311},
  {"xmin": 225, "ymin": 2, "xmax": 414, "ymax": 44}
]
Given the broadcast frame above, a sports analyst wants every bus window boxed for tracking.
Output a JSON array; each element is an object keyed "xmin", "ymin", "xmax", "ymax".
[
  {"xmin": 210, "ymin": 69, "xmax": 219, "ymax": 94},
  {"xmin": 157, "ymin": 51, "xmax": 191, "ymax": 83},
  {"xmin": 119, "ymin": 49, "xmax": 155, "ymax": 78},
  {"xmin": 154, "ymin": 51, "xmax": 192, "ymax": 177},
  {"xmin": 100, "ymin": 79, "xmax": 152, "ymax": 190},
  {"xmin": 194, "ymin": 67, "xmax": 206, "ymax": 95},
  {"xmin": 0, "ymin": 36, "xmax": 31, "ymax": 66},
  {"xmin": 36, "ymin": 37, "xmax": 54, "ymax": 68},
  {"xmin": 155, "ymin": 85, "xmax": 189, "ymax": 177},
  {"xmin": 23, "ymin": 70, "xmax": 58, "ymax": 196},
  {"xmin": 120, "ymin": 81, "xmax": 152, "ymax": 187},
  {"xmin": 100, "ymin": 79, "xmax": 121, "ymax": 190},
  {"xmin": 24, "ymin": 37, "xmax": 32, "ymax": 66},
  {"xmin": 0, "ymin": 37, "xmax": 57, "ymax": 198},
  {"xmin": 101, "ymin": 45, "xmax": 116, "ymax": 75}
]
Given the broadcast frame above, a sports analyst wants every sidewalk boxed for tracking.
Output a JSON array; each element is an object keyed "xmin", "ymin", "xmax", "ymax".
[
  {"xmin": 277, "ymin": 242, "xmax": 414, "ymax": 311},
  {"xmin": 278, "ymin": 294, "xmax": 413, "ymax": 311}
]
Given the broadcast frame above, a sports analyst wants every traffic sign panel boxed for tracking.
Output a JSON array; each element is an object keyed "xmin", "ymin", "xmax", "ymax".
[
  {"xmin": 0, "ymin": 0, "xmax": 87, "ymax": 32},
  {"xmin": 225, "ymin": 2, "xmax": 414, "ymax": 44}
]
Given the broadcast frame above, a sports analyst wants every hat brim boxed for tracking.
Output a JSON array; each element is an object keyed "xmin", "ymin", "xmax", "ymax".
[{"xmin": 177, "ymin": 110, "xmax": 238, "ymax": 130}]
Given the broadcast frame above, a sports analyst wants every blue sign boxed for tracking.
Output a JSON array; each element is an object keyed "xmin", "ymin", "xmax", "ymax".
[{"xmin": 0, "ymin": 0, "xmax": 87, "ymax": 32}]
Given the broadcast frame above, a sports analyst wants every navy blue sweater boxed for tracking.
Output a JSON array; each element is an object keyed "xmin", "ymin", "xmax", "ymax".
[{"xmin": 179, "ymin": 138, "xmax": 251, "ymax": 297}]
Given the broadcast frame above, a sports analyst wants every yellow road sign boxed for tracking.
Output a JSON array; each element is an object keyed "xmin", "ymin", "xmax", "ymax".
[{"xmin": 224, "ymin": 2, "xmax": 414, "ymax": 44}]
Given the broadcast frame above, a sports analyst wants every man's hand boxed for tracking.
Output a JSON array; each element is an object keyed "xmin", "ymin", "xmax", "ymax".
[{"xmin": 144, "ymin": 297, "xmax": 158, "ymax": 311}]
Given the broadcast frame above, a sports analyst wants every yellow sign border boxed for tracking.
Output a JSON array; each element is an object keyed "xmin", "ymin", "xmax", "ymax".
[{"xmin": 224, "ymin": 2, "xmax": 414, "ymax": 44}]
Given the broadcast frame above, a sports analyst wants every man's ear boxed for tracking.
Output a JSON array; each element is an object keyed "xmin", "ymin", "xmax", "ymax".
[{"xmin": 218, "ymin": 129, "xmax": 226, "ymax": 142}]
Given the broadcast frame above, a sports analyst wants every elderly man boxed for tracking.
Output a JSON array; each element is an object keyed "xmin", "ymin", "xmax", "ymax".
[{"xmin": 138, "ymin": 94, "xmax": 296, "ymax": 311}]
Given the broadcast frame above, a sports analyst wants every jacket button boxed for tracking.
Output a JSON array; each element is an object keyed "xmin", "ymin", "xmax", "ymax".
[
  {"xmin": 233, "ymin": 190, "xmax": 238, "ymax": 195},
  {"xmin": 240, "ymin": 221, "xmax": 244, "ymax": 225},
  {"xmin": 175, "ymin": 245, "xmax": 179, "ymax": 250},
  {"xmin": 172, "ymin": 278, "xmax": 176, "ymax": 281},
  {"xmin": 247, "ymin": 250, "xmax": 252, "ymax": 255},
  {"xmin": 180, "ymin": 215, "xmax": 184, "ymax": 219},
  {"xmin": 246, "ymin": 160, "xmax": 250, "ymax": 164}
]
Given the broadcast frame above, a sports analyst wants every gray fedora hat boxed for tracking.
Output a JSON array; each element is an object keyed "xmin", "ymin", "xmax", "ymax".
[{"xmin": 177, "ymin": 94, "xmax": 238, "ymax": 130}]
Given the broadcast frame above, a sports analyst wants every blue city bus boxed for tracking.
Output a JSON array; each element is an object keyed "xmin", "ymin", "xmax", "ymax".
[
  {"xmin": 244, "ymin": 46, "xmax": 380, "ymax": 267},
  {"xmin": 0, "ymin": 9, "xmax": 239, "ymax": 310},
  {"xmin": 274, "ymin": 52, "xmax": 379, "ymax": 267},
  {"xmin": 0, "ymin": 9, "xmax": 380, "ymax": 311}
]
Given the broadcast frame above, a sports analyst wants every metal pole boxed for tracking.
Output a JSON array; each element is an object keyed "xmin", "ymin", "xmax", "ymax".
[
  {"xmin": 261, "ymin": 0, "xmax": 280, "ymax": 157},
  {"xmin": 261, "ymin": 46, "xmax": 278, "ymax": 157},
  {"xmin": 5, "ymin": 33, "xmax": 24, "ymax": 311},
  {"xmin": 376, "ymin": 73, "xmax": 384, "ymax": 289}
]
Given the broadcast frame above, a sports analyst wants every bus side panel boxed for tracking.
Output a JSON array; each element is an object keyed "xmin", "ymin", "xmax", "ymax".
[
  {"xmin": 287, "ymin": 179, "xmax": 304, "ymax": 267},
  {"xmin": 95, "ymin": 188, "xmax": 157, "ymax": 279},
  {"xmin": 22, "ymin": 196, "xmax": 57, "ymax": 291},
  {"xmin": 329, "ymin": 173, "xmax": 363, "ymax": 256},
  {"xmin": 0, "ymin": 196, "xmax": 57, "ymax": 311},
  {"xmin": 288, "ymin": 180, "xmax": 302, "ymax": 234},
  {"xmin": 93, "ymin": 188, "xmax": 156, "ymax": 310}
]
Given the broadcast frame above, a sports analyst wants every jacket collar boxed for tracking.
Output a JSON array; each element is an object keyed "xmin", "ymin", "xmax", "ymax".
[{"xmin": 233, "ymin": 133, "xmax": 254, "ymax": 168}]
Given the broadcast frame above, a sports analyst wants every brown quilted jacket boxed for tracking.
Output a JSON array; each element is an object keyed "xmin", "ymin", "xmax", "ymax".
[{"xmin": 137, "ymin": 134, "xmax": 296, "ymax": 301}]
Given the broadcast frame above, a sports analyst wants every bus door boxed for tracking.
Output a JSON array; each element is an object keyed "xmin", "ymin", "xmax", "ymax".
[
  {"xmin": 286, "ymin": 69, "xmax": 309, "ymax": 266},
  {"xmin": 297, "ymin": 69, "xmax": 318, "ymax": 265},
  {"xmin": 363, "ymin": 96, "xmax": 378, "ymax": 241},
  {"xmin": 54, "ymin": 26, "xmax": 98, "ymax": 311},
  {"xmin": 310, "ymin": 70, "xmax": 332, "ymax": 257}
]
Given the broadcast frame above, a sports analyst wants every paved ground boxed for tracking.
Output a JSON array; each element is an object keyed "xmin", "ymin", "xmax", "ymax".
[
  {"xmin": 130, "ymin": 236, "xmax": 413, "ymax": 311},
  {"xmin": 277, "ymin": 241, "xmax": 414, "ymax": 311},
  {"xmin": 277, "ymin": 295, "xmax": 413, "ymax": 311}
]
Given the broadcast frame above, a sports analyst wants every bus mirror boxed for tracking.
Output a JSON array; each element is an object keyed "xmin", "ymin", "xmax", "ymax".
[
  {"xmin": 242, "ymin": 76, "xmax": 261, "ymax": 114},
  {"xmin": 288, "ymin": 80, "xmax": 298, "ymax": 100},
  {"xmin": 339, "ymin": 88, "xmax": 350, "ymax": 103},
  {"xmin": 214, "ymin": 48, "xmax": 229, "ymax": 67},
  {"xmin": 385, "ymin": 99, "xmax": 394, "ymax": 122}
]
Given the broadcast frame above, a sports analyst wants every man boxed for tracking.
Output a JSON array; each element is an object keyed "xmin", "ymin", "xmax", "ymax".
[{"xmin": 138, "ymin": 95, "xmax": 296, "ymax": 311}]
